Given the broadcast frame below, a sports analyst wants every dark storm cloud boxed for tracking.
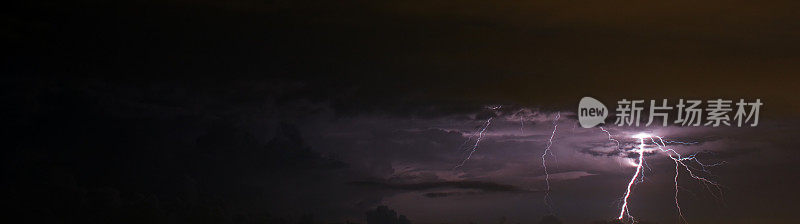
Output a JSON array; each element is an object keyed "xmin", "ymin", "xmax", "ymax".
[
  {"xmin": 575, "ymin": 135, "xmax": 717, "ymax": 158},
  {"xmin": 349, "ymin": 180, "xmax": 533, "ymax": 193},
  {"xmin": 423, "ymin": 191, "xmax": 483, "ymax": 198},
  {"xmin": 578, "ymin": 147, "xmax": 624, "ymax": 157}
]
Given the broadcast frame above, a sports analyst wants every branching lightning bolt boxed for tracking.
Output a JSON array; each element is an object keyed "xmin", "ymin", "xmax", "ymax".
[
  {"xmin": 454, "ymin": 117, "xmax": 494, "ymax": 169},
  {"xmin": 541, "ymin": 112, "xmax": 561, "ymax": 212},
  {"xmin": 618, "ymin": 134, "xmax": 647, "ymax": 222},
  {"xmin": 448, "ymin": 106, "xmax": 724, "ymax": 223},
  {"xmin": 652, "ymin": 136, "xmax": 725, "ymax": 223},
  {"xmin": 599, "ymin": 127, "xmax": 622, "ymax": 150},
  {"xmin": 607, "ymin": 130, "xmax": 725, "ymax": 223}
]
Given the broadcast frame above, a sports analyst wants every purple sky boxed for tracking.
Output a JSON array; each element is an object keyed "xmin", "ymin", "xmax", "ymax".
[{"xmin": 275, "ymin": 106, "xmax": 797, "ymax": 223}]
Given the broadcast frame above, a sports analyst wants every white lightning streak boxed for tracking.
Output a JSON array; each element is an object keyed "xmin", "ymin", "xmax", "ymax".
[
  {"xmin": 599, "ymin": 126, "xmax": 622, "ymax": 150},
  {"xmin": 650, "ymin": 136, "xmax": 724, "ymax": 223},
  {"xmin": 613, "ymin": 132, "xmax": 724, "ymax": 223},
  {"xmin": 454, "ymin": 117, "xmax": 493, "ymax": 169},
  {"xmin": 618, "ymin": 135, "xmax": 646, "ymax": 221},
  {"xmin": 541, "ymin": 112, "xmax": 560, "ymax": 212}
]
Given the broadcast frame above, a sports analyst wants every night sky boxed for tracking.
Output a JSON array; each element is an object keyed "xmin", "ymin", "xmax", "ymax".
[{"xmin": 3, "ymin": 1, "xmax": 800, "ymax": 223}]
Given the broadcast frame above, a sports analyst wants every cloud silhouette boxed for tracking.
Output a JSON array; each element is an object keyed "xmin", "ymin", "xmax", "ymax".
[{"xmin": 350, "ymin": 180, "xmax": 536, "ymax": 193}]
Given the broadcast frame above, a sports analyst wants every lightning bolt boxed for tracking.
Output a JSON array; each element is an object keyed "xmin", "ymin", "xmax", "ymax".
[
  {"xmin": 454, "ymin": 106, "xmax": 501, "ymax": 169},
  {"xmin": 609, "ymin": 131, "xmax": 724, "ymax": 223},
  {"xmin": 599, "ymin": 126, "xmax": 622, "ymax": 150},
  {"xmin": 651, "ymin": 136, "xmax": 725, "ymax": 223},
  {"xmin": 516, "ymin": 109, "xmax": 527, "ymax": 135},
  {"xmin": 454, "ymin": 117, "xmax": 492, "ymax": 169},
  {"xmin": 454, "ymin": 108, "xmax": 565, "ymax": 213},
  {"xmin": 541, "ymin": 112, "xmax": 561, "ymax": 212},
  {"xmin": 618, "ymin": 133, "xmax": 647, "ymax": 222},
  {"xmin": 449, "ymin": 105, "xmax": 724, "ymax": 222}
]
